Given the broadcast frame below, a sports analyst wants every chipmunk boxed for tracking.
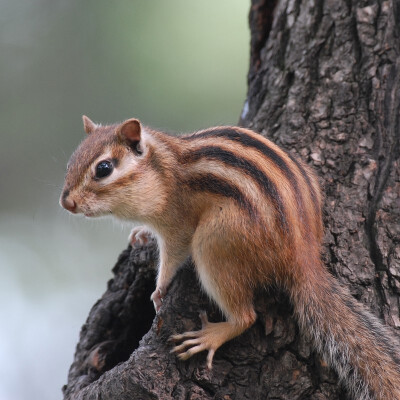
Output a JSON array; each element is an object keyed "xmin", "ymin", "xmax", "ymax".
[{"xmin": 61, "ymin": 116, "xmax": 400, "ymax": 400}]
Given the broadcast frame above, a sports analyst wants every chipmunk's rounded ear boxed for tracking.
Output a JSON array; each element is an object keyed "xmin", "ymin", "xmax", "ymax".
[
  {"xmin": 118, "ymin": 118, "xmax": 142, "ymax": 144},
  {"xmin": 82, "ymin": 115, "xmax": 96, "ymax": 135}
]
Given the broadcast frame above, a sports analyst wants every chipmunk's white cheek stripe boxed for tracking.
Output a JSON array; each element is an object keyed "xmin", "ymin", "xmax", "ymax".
[{"xmin": 87, "ymin": 148, "xmax": 137, "ymax": 187}]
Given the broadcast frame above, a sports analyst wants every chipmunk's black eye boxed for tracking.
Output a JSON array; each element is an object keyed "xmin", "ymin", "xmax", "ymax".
[{"xmin": 95, "ymin": 160, "xmax": 113, "ymax": 179}]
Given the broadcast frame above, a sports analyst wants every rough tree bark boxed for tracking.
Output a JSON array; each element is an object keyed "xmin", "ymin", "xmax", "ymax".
[{"xmin": 62, "ymin": 0, "xmax": 400, "ymax": 399}]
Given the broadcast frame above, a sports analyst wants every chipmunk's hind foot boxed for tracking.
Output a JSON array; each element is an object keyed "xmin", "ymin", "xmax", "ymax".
[{"xmin": 170, "ymin": 311, "xmax": 254, "ymax": 369}]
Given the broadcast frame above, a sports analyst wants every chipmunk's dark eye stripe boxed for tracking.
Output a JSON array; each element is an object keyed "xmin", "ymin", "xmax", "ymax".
[{"xmin": 95, "ymin": 160, "xmax": 113, "ymax": 179}]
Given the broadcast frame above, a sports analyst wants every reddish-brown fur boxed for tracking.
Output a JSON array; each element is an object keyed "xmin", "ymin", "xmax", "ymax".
[{"xmin": 61, "ymin": 117, "xmax": 400, "ymax": 400}]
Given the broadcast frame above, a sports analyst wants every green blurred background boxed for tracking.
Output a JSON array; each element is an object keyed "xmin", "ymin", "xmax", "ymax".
[{"xmin": 0, "ymin": 1, "xmax": 249, "ymax": 399}]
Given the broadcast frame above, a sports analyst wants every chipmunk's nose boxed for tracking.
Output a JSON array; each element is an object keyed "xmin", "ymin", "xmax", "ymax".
[{"xmin": 60, "ymin": 190, "xmax": 77, "ymax": 213}]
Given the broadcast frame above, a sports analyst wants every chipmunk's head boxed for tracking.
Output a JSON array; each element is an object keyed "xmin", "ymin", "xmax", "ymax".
[{"xmin": 60, "ymin": 116, "xmax": 149, "ymax": 219}]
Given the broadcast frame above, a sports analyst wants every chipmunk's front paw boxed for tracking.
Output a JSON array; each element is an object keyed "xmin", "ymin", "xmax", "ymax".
[
  {"xmin": 150, "ymin": 287, "xmax": 165, "ymax": 312},
  {"xmin": 129, "ymin": 226, "xmax": 153, "ymax": 247}
]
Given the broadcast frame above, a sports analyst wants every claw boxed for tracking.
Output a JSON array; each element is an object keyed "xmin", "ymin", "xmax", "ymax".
[
  {"xmin": 129, "ymin": 226, "xmax": 152, "ymax": 247},
  {"xmin": 169, "ymin": 330, "xmax": 200, "ymax": 342},
  {"xmin": 150, "ymin": 287, "xmax": 164, "ymax": 312},
  {"xmin": 171, "ymin": 338, "xmax": 201, "ymax": 354},
  {"xmin": 177, "ymin": 344, "xmax": 207, "ymax": 361},
  {"xmin": 206, "ymin": 349, "xmax": 216, "ymax": 370}
]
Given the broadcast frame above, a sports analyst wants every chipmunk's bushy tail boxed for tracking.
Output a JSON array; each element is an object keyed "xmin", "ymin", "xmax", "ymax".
[{"xmin": 291, "ymin": 261, "xmax": 400, "ymax": 400}]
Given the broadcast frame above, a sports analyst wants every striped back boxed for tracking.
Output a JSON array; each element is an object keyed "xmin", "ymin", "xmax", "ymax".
[{"xmin": 176, "ymin": 126, "xmax": 323, "ymax": 249}]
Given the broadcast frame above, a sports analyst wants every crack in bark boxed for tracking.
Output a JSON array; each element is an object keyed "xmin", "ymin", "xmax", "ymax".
[
  {"xmin": 366, "ymin": 60, "xmax": 400, "ymax": 317},
  {"xmin": 249, "ymin": 0, "xmax": 279, "ymax": 82}
]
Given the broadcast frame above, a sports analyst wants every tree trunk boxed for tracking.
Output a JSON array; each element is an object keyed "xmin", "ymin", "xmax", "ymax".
[{"xmin": 62, "ymin": 1, "xmax": 400, "ymax": 399}]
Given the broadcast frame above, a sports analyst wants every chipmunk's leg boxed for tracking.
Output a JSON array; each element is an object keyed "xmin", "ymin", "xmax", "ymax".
[
  {"xmin": 151, "ymin": 236, "xmax": 190, "ymax": 312},
  {"xmin": 129, "ymin": 227, "xmax": 189, "ymax": 312},
  {"xmin": 170, "ymin": 218, "xmax": 257, "ymax": 367}
]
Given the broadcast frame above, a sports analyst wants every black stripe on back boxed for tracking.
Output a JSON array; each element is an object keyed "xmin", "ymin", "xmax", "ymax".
[
  {"xmin": 183, "ymin": 127, "xmax": 321, "ymax": 218},
  {"xmin": 147, "ymin": 145, "xmax": 166, "ymax": 177},
  {"xmin": 184, "ymin": 128, "xmax": 294, "ymax": 182},
  {"xmin": 183, "ymin": 173, "xmax": 257, "ymax": 218},
  {"xmin": 181, "ymin": 146, "xmax": 288, "ymax": 231},
  {"xmin": 183, "ymin": 128, "xmax": 306, "ymax": 211},
  {"xmin": 285, "ymin": 152, "xmax": 320, "ymax": 217}
]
